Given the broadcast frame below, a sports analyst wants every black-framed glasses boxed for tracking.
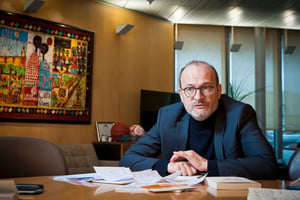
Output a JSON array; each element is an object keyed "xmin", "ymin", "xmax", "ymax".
[{"xmin": 181, "ymin": 85, "xmax": 217, "ymax": 97}]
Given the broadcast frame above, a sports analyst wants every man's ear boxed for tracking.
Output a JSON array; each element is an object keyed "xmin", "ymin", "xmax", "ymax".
[
  {"xmin": 217, "ymin": 84, "xmax": 222, "ymax": 99},
  {"xmin": 178, "ymin": 88, "xmax": 184, "ymax": 102}
]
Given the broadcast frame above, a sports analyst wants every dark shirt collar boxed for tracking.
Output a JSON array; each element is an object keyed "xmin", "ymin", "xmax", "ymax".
[{"xmin": 189, "ymin": 110, "xmax": 217, "ymax": 129}]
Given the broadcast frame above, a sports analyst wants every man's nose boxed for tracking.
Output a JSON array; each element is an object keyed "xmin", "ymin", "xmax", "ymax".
[{"xmin": 193, "ymin": 88, "xmax": 204, "ymax": 100}]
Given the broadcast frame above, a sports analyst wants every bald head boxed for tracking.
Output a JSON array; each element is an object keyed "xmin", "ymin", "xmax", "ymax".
[{"xmin": 179, "ymin": 61, "xmax": 219, "ymax": 88}]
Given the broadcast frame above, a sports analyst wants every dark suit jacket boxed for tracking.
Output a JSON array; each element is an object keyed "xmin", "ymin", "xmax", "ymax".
[{"xmin": 120, "ymin": 94, "xmax": 278, "ymax": 179}]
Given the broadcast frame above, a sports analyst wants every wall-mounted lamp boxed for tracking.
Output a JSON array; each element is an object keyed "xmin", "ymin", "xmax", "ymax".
[
  {"xmin": 146, "ymin": 0, "xmax": 154, "ymax": 5},
  {"xmin": 230, "ymin": 44, "xmax": 241, "ymax": 52},
  {"xmin": 174, "ymin": 24, "xmax": 184, "ymax": 50},
  {"xmin": 24, "ymin": 0, "xmax": 45, "ymax": 13},
  {"xmin": 284, "ymin": 29, "xmax": 296, "ymax": 54},
  {"xmin": 174, "ymin": 41, "xmax": 184, "ymax": 50},
  {"xmin": 284, "ymin": 46, "xmax": 296, "ymax": 54},
  {"xmin": 230, "ymin": 26, "xmax": 241, "ymax": 52},
  {"xmin": 116, "ymin": 24, "xmax": 134, "ymax": 35}
]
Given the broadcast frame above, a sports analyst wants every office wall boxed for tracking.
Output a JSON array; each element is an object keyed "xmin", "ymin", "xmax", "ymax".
[
  {"xmin": 0, "ymin": 0, "xmax": 174, "ymax": 143},
  {"xmin": 175, "ymin": 25, "xmax": 226, "ymax": 92}
]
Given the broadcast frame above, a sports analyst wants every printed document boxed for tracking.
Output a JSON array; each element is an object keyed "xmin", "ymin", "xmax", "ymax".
[{"xmin": 54, "ymin": 166, "xmax": 207, "ymax": 185}]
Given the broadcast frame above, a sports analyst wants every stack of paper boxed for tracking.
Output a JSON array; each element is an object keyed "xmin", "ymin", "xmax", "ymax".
[
  {"xmin": 114, "ymin": 169, "xmax": 207, "ymax": 193},
  {"xmin": 53, "ymin": 166, "xmax": 207, "ymax": 192},
  {"xmin": 93, "ymin": 167, "xmax": 135, "ymax": 184},
  {"xmin": 53, "ymin": 167, "xmax": 135, "ymax": 184}
]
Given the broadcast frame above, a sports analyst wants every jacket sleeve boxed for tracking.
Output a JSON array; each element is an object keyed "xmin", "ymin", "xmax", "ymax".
[
  {"xmin": 119, "ymin": 123, "xmax": 162, "ymax": 171},
  {"xmin": 119, "ymin": 103, "xmax": 185, "ymax": 173}
]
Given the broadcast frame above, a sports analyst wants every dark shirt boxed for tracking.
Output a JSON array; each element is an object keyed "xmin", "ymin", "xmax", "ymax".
[
  {"xmin": 187, "ymin": 113, "xmax": 219, "ymax": 176},
  {"xmin": 187, "ymin": 114, "xmax": 215, "ymax": 159},
  {"xmin": 153, "ymin": 112, "xmax": 220, "ymax": 176}
]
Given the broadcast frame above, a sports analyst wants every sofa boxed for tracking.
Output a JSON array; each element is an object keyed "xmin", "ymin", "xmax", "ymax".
[{"xmin": 58, "ymin": 144, "xmax": 119, "ymax": 174}]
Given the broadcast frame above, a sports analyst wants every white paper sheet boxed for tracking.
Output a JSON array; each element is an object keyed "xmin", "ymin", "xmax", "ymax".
[{"xmin": 54, "ymin": 167, "xmax": 207, "ymax": 185}]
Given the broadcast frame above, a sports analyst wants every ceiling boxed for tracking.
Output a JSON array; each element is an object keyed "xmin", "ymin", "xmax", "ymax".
[{"xmin": 97, "ymin": 0, "xmax": 300, "ymax": 29}]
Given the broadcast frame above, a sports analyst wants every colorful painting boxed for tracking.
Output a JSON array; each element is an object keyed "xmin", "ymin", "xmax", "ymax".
[{"xmin": 0, "ymin": 10, "xmax": 93, "ymax": 123}]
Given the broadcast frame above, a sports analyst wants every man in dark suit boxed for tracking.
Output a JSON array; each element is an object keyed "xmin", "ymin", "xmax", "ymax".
[{"xmin": 119, "ymin": 60, "xmax": 278, "ymax": 179}]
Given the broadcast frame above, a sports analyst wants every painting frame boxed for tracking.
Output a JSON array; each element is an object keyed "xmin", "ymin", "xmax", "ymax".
[
  {"xmin": 95, "ymin": 121, "xmax": 114, "ymax": 142},
  {"xmin": 0, "ymin": 10, "xmax": 94, "ymax": 124}
]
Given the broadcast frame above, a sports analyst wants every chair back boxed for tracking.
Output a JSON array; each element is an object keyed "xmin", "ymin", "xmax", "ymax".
[
  {"xmin": 0, "ymin": 136, "xmax": 69, "ymax": 178},
  {"xmin": 288, "ymin": 149, "xmax": 300, "ymax": 181}
]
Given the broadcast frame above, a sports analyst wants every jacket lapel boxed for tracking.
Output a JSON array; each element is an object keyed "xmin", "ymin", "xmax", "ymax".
[
  {"xmin": 214, "ymin": 107, "xmax": 226, "ymax": 160},
  {"xmin": 176, "ymin": 113, "xmax": 189, "ymax": 150}
]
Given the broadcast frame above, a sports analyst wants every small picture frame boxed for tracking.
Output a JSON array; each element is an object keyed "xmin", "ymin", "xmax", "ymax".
[{"xmin": 96, "ymin": 121, "xmax": 114, "ymax": 142}]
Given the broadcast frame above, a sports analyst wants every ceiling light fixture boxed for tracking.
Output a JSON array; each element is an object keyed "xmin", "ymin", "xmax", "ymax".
[
  {"xmin": 228, "ymin": 7, "xmax": 242, "ymax": 23},
  {"xmin": 283, "ymin": 10, "xmax": 295, "ymax": 25},
  {"xmin": 146, "ymin": 0, "xmax": 154, "ymax": 5}
]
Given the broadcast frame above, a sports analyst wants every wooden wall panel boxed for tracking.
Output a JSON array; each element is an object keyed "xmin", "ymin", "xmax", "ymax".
[{"xmin": 0, "ymin": 0, "xmax": 174, "ymax": 144}]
